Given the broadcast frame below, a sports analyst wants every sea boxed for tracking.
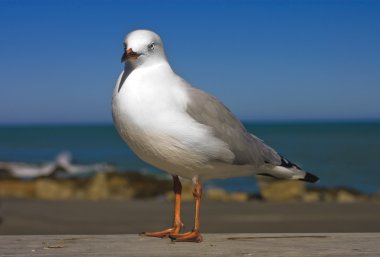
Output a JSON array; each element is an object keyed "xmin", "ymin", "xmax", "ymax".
[{"xmin": 0, "ymin": 122, "xmax": 379, "ymax": 194}]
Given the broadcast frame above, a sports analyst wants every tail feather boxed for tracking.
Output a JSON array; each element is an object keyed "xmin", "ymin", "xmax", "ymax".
[
  {"xmin": 299, "ymin": 172, "xmax": 319, "ymax": 183},
  {"xmin": 260, "ymin": 155, "xmax": 319, "ymax": 183}
]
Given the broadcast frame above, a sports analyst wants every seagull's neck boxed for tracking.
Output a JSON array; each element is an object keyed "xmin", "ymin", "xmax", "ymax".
[
  {"xmin": 130, "ymin": 57, "xmax": 172, "ymax": 73},
  {"xmin": 128, "ymin": 53, "xmax": 169, "ymax": 69},
  {"xmin": 119, "ymin": 58, "xmax": 173, "ymax": 93}
]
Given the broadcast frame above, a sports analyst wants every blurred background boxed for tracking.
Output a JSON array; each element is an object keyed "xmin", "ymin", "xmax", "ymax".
[{"xmin": 0, "ymin": 0, "xmax": 379, "ymax": 235}]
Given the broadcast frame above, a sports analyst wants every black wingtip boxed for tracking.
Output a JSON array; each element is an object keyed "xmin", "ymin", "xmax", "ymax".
[
  {"xmin": 299, "ymin": 172, "xmax": 319, "ymax": 183},
  {"xmin": 280, "ymin": 155, "xmax": 301, "ymax": 170}
]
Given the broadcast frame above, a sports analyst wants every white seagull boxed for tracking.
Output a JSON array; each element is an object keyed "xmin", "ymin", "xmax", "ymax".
[{"xmin": 112, "ymin": 29, "xmax": 318, "ymax": 242}]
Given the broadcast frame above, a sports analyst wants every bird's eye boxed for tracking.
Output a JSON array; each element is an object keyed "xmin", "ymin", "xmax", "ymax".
[
  {"xmin": 148, "ymin": 42, "xmax": 155, "ymax": 50},
  {"xmin": 123, "ymin": 43, "xmax": 127, "ymax": 50}
]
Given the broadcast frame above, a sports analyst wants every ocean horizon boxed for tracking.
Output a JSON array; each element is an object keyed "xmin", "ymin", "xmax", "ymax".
[{"xmin": 1, "ymin": 121, "xmax": 379, "ymax": 194}]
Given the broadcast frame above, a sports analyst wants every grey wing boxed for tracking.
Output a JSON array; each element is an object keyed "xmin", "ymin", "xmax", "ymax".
[{"xmin": 184, "ymin": 84, "xmax": 281, "ymax": 166}]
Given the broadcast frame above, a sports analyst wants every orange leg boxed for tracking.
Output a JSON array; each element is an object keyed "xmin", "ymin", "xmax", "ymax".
[
  {"xmin": 169, "ymin": 177, "xmax": 203, "ymax": 243},
  {"xmin": 142, "ymin": 175, "xmax": 183, "ymax": 238}
]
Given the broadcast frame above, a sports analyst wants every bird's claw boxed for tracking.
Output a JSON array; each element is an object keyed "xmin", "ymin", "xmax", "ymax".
[{"xmin": 169, "ymin": 231, "xmax": 203, "ymax": 243}]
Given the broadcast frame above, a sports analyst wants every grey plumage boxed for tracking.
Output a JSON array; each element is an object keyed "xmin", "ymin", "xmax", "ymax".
[{"xmin": 184, "ymin": 82, "xmax": 281, "ymax": 166}]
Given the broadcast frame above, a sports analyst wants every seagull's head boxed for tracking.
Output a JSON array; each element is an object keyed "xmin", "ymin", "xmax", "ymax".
[{"xmin": 121, "ymin": 29, "xmax": 166, "ymax": 66}]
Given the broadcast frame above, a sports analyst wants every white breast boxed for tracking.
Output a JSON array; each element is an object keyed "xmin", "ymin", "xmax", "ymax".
[{"xmin": 112, "ymin": 63, "xmax": 234, "ymax": 178}]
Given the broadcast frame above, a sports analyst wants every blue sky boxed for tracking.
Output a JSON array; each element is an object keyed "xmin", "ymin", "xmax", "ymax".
[{"xmin": 0, "ymin": 0, "xmax": 379, "ymax": 124}]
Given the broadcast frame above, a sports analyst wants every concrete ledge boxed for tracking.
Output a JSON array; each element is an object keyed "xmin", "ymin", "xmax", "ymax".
[{"xmin": 1, "ymin": 233, "xmax": 380, "ymax": 257}]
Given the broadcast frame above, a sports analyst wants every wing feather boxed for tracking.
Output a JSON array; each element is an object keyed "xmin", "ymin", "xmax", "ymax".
[{"xmin": 183, "ymin": 83, "xmax": 281, "ymax": 166}]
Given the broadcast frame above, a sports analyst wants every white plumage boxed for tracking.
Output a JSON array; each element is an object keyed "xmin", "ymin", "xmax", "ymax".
[
  {"xmin": 112, "ymin": 29, "xmax": 318, "ymax": 243},
  {"xmin": 112, "ymin": 29, "xmax": 318, "ymax": 183}
]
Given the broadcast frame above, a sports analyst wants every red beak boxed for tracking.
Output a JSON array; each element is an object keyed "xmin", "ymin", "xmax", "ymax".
[{"xmin": 121, "ymin": 48, "xmax": 141, "ymax": 63}]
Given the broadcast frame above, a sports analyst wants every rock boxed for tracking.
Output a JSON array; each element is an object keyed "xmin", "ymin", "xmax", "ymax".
[
  {"xmin": 229, "ymin": 192, "xmax": 249, "ymax": 202},
  {"xmin": 315, "ymin": 187, "xmax": 369, "ymax": 202},
  {"xmin": 336, "ymin": 190, "xmax": 358, "ymax": 203},
  {"xmin": 35, "ymin": 179, "xmax": 76, "ymax": 200},
  {"xmin": 0, "ymin": 168, "xmax": 15, "ymax": 180},
  {"xmin": 205, "ymin": 188, "xmax": 249, "ymax": 202},
  {"xmin": 0, "ymin": 180, "xmax": 35, "ymax": 198},
  {"xmin": 122, "ymin": 172, "xmax": 172, "ymax": 198},
  {"xmin": 0, "ymin": 170, "xmax": 374, "ymax": 202},
  {"xmin": 205, "ymin": 188, "xmax": 228, "ymax": 201},
  {"xmin": 0, "ymin": 171, "xmax": 173, "ymax": 201},
  {"xmin": 86, "ymin": 173, "xmax": 110, "ymax": 200},
  {"xmin": 106, "ymin": 174, "xmax": 134, "ymax": 200},
  {"xmin": 320, "ymin": 189, "xmax": 337, "ymax": 202},
  {"xmin": 302, "ymin": 190, "xmax": 321, "ymax": 202},
  {"xmin": 258, "ymin": 177, "xmax": 305, "ymax": 202}
]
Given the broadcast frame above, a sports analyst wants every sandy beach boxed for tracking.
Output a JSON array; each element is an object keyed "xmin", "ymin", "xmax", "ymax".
[{"xmin": 1, "ymin": 199, "xmax": 379, "ymax": 235}]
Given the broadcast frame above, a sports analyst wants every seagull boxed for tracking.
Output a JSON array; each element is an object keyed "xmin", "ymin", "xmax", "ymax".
[{"xmin": 112, "ymin": 29, "xmax": 319, "ymax": 243}]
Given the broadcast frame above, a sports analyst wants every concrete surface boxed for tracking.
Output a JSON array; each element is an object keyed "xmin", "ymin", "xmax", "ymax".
[{"xmin": 1, "ymin": 233, "xmax": 380, "ymax": 257}]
